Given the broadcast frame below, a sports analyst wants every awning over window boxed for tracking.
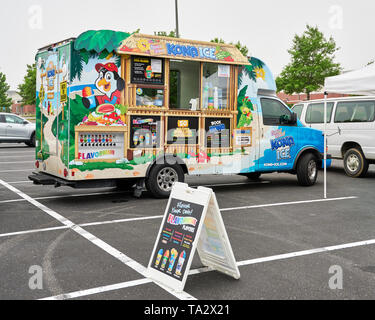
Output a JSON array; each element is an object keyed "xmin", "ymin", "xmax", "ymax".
[{"xmin": 116, "ymin": 34, "xmax": 251, "ymax": 66}]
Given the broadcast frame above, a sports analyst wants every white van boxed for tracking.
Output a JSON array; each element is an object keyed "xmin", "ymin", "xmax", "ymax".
[{"xmin": 292, "ymin": 96, "xmax": 375, "ymax": 178}]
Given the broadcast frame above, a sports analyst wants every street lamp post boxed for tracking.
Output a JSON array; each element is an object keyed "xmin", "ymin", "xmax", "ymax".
[{"xmin": 175, "ymin": 0, "xmax": 180, "ymax": 38}]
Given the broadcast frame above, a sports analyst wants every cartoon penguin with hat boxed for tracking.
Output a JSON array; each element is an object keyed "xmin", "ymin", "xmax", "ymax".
[{"xmin": 82, "ymin": 62, "xmax": 125, "ymax": 109}]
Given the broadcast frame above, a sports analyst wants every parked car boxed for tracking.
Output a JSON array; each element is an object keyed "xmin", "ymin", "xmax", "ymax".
[
  {"xmin": 0, "ymin": 113, "xmax": 36, "ymax": 147},
  {"xmin": 292, "ymin": 96, "xmax": 375, "ymax": 177}
]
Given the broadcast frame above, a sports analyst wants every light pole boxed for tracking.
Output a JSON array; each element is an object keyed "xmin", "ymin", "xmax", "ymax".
[{"xmin": 175, "ymin": 0, "xmax": 180, "ymax": 38}]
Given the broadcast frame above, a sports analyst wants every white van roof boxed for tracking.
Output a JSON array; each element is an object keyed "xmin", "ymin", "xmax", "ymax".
[{"xmin": 295, "ymin": 96, "xmax": 375, "ymax": 105}]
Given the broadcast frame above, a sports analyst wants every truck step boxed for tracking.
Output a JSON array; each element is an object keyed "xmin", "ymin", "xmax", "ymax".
[{"xmin": 28, "ymin": 173, "xmax": 59, "ymax": 186}]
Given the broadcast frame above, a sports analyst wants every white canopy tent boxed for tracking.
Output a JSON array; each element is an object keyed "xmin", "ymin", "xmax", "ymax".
[
  {"xmin": 325, "ymin": 63, "xmax": 375, "ymax": 96},
  {"xmin": 322, "ymin": 63, "xmax": 375, "ymax": 198}
]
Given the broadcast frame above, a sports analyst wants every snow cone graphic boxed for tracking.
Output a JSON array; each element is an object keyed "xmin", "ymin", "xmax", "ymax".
[
  {"xmin": 145, "ymin": 65, "xmax": 153, "ymax": 79},
  {"xmin": 175, "ymin": 251, "xmax": 186, "ymax": 276},
  {"xmin": 168, "ymin": 249, "xmax": 178, "ymax": 272},
  {"xmin": 161, "ymin": 250, "xmax": 170, "ymax": 269},
  {"xmin": 155, "ymin": 249, "xmax": 163, "ymax": 267}
]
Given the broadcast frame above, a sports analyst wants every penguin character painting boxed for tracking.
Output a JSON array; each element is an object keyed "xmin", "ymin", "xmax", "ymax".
[{"xmin": 82, "ymin": 62, "xmax": 125, "ymax": 109}]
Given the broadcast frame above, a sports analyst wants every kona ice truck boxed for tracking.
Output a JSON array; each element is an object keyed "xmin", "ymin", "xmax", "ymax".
[{"xmin": 29, "ymin": 30, "xmax": 328, "ymax": 198}]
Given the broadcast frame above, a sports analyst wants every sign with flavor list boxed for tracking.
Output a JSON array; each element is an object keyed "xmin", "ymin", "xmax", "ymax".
[
  {"xmin": 147, "ymin": 183, "xmax": 240, "ymax": 292},
  {"xmin": 205, "ymin": 118, "xmax": 231, "ymax": 148},
  {"xmin": 167, "ymin": 117, "xmax": 199, "ymax": 145},
  {"xmin": 131, "ymin": 56, "xmax": 164, "ymax": 85},
  {"xmin": 130, "ymin": 115, "xmax": 161, "ymax": 149}
]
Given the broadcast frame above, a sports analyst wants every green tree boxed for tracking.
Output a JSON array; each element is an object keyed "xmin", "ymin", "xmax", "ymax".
[
  {"xmin": 210, "ymin": 38, "xmax": 249, "ymax": 57},
  {"xmin": 18, "ymin": 64, "xmax": 36, "ymax": 105},
  {"xmin": 0, "ymin": 72, "xmax": 12, "ymax": 112},
  {"xmin": 276, "ymin": 25, "xmax": 341, "ymax": 100}
]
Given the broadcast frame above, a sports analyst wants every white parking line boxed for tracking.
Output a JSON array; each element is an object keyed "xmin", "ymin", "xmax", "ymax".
[
  {"xmin": 0, "ymin": 181, "xmax": 269, "ymax": 204},
  {"xmin": 0, "ymin": 191, "xmax": 128, "ymax": 204},
  {"xmin": 0, "ymin": 197, "xmax": 357, "ymax": 238},
  {"xmin": 236, "ymin": 239, "xmax": 375, "ymax": 267},
  {"xmin": 40, "ymin": 237, "xmax": 375, "ymax": 300},
  {"xmin": 0, "ymin": 216, "xmax": 164, "ymax": 239},
  {"xmin": 0, "ymin": 169, "xmax": 33, "ymax": 173},
  {"xmin": 6, "ymin": 181, "xmax": 33, "ymax": 184},
  {"xmin": 0, "ymin": 226, "xmax": 68, "ymax": 238},
  {"xmin": 221, "ymin": 196, "xmax": 358, "ymax": 212},
  {"xmin": 0, "ymin": 161, "xmax": 34, "ymax": 164},
  {"xmin": 0, "ymin": 179, "xmax": 196, "ymax": 301},
  {"xmin": 40, "ymin": 278, "xmax": 152, "ymax": 300},
  {"xmin": 0, "ymin": 155, "xmax": 35, "ymax": 158}
]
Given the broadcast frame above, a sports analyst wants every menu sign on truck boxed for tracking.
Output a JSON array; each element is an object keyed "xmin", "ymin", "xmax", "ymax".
[
  {"xmin": 130, "ymin": 115, "xmax": 161, "ymax": 149},
  {"xmin": 205, "ymin": 117, "xmax": 231, "ymax": 148},
  {"xmin": 147, "ymin": 183, "xmax": 240, "ymax": 292},
  {"xmin": 167, "ymin": 117, "xmax": 199, "ymax": 145},
  {"xmin": 131, "ymin": 57, "xmax": 164, "ymax": 85}
]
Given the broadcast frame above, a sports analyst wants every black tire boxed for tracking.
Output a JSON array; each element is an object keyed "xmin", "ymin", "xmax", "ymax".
[
  {"xmin": 343, "ymin": 148, "xmax": 369, "ymax": 178},
  {"xmin": 296, "ymin": 153, "xmax": 318, "ymax": 186},
  {"xmin": 25, "ymin": 133, "xmax": 35, "ymax": 147},
  {"xmin": 146, "ymin": 164, "xmax": 185, "ymax": 198},
  {"xmin": 116, "ymin": 179, "xmax": 137, "ymax": 190},
  {"xmin": 245, "ymin": 172, "xmax": 262, "ymax": 181}
]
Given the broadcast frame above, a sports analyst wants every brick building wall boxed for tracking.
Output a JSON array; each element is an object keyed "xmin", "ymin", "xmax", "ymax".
[
  {"xmin": 277, "ymin": 92, "xmax": 349, "ymax": 105},
  {"xmin": 11, "ymin": 104, "xmax": 36, "ymax": 115}
]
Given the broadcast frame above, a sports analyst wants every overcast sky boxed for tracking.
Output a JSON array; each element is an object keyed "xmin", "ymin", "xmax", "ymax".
[{"xmin": 1, "ymin": 0, "xmax": 374, "ymax": 90}]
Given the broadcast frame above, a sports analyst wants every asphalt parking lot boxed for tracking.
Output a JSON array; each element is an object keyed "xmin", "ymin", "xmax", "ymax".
[{"xmin": 0, "ymin": 143, "xmax": 375, "ymax": 300}]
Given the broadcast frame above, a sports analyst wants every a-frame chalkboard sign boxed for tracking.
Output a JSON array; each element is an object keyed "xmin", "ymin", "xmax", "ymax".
[{"xmin": 146, "ymin": 182, "xmax": 240, "ymax": 292}]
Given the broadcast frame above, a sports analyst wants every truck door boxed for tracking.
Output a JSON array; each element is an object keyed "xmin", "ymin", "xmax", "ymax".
[{"xmin": 258, "ymin": 97, "xmax": 299, "ymax": 171}]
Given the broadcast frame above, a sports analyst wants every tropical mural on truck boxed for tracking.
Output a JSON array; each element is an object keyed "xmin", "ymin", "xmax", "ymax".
[
  {"xmin": 35, "ymin": 29, "xmax": 284, "ymax": 181},
  {"xmin": 35, "ymin": 42, "xmax": 71, "ymax": 174}
]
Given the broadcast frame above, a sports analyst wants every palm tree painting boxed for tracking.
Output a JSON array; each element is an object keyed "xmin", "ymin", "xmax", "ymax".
[
  {"xmin": 71, "ymin": 30, "xmax": 131, "ymax": 81},
  {"xmin": 238, "ymin": 57, "xmax": 265, "ymax": 88},
  {"xmin": 237, "ymin": 86, "xmax": 255, "ymax": 128}
]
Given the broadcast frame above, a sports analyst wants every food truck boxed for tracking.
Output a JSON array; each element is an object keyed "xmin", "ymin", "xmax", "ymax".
[{"xmin": 29, "ymin": 30, "xmax": 328, "ymax": 198}]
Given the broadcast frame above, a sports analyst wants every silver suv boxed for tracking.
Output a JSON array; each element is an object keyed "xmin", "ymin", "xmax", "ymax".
[{"xmin": 0, "ymin": 113, "xmax": 36, "ymax": 147}]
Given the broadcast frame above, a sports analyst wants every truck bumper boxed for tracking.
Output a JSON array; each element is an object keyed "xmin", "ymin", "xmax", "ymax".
[
  {"xmin": 320, "ymin": 153, "xmax": 332, "ymax": 168},
  {"xmin": 28, "ymin": 172, "xmax": 119, "ymax": 189},
  {"xmin": 28, "ymin": 172, "xmax": 76, "ymax": 187}
]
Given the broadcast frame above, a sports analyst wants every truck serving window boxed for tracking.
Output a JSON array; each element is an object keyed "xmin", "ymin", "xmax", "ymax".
[
  {"xmin": 261, "ymin": 98, "xmax": 293, "ymax": 126},
  {"xmin": 334, "ymin": 101, "xmax": 375, "ymax": 123},
  {"xmin": 306, "ymin": 102, "xmax": 334, "ymax": 124},
  {"xmin": 169, "ymin": 60, "xmax": 200, "ymax": 110},
  {"xmin": 202, "ymin": 63, "xmax": 230, "ymax": 111}
]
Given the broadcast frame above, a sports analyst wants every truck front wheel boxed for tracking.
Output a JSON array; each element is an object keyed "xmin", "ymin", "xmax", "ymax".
[
  {"xmin": 146, "ymin": 164, "xmax": 185, "ymax": 198},
  {"xmin": 296, "ymin": 153, "xmax": 318, "ymax": 186}
]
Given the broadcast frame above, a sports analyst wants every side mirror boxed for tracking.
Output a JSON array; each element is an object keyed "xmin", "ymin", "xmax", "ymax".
[
  {"xmin": 290, "ymin": 112, "xmax": 298, "ymax": 125},
  {"xmin": 23, "ymin": 121, "xmax": 29, "ymax": 125}
]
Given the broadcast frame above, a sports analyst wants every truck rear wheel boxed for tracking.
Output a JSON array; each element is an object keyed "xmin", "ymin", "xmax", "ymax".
[
  {"xmin": 297, "ymin": 153, "xmax": 318, "ymax": 186},
  {"xmin": 146, "ymin": 164, "xmax": 185, "ymax": 198},
  {"xmin": 343, "ymin": 148, "xmax": 369, "ymax": 178},
  {"xmin": 245, "ymin": 172, "xmax": 262, "ymax": 181}
]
